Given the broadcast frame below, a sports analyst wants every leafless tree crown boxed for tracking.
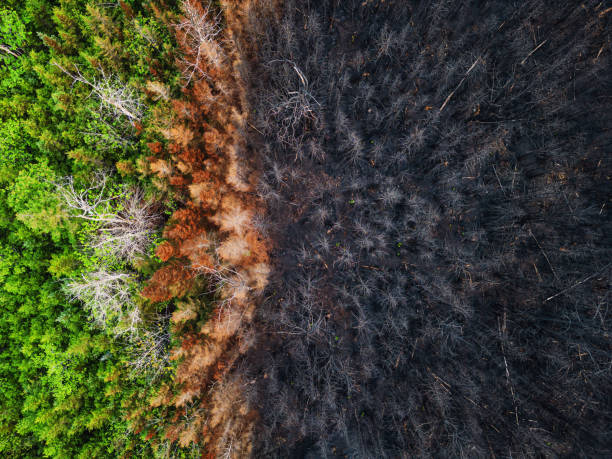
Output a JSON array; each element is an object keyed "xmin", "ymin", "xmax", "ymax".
[
  {"xmin": 175, "ymin": 0, "xmax": 224, "ymax": 84},
  {"xmin": 53, "ymin": 61, "xmax": 145, "ymax": 123},
  {"xmin": 56, "ymin": 172, "xmax": 161, "ymax": 262}
]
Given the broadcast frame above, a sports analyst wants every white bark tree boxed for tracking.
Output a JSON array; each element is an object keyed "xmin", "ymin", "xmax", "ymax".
[
  {"xmin": 175, "ymin": 0, "xmax": 224, "ymax": 84},
  {"xmin": 53, "ymin": 61, "xmax": 144, "ymax": 123},
  {"xmin": 0, "ymin": 44, "xmax": 23, "ymax": 58},
  {"xmin": 59, "ymin": 172, "xmax": 169, "ymax": 375},
  {"xmin": 65, "ymin": 269, "xmax": 171, "ymax": 376},
  {"xmin": 266, "ymin": 60, "xmax": 322, "ymax": 146},
  {"xmin": 64, "ymin": 269, "xmax": 139, "ymax": 334},
  {"xmin": 55, "ymin": 172, "xmax": 160, "ymax": 262}
]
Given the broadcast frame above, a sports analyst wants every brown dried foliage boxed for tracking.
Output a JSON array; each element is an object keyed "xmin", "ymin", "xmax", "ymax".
[
  {"xmin": 141, "ymin": 1, "xmax": 268, "ymax": 456},
  {"xmin": 142, "ymin": 263, "xmax": 195, "ymax": 302}
]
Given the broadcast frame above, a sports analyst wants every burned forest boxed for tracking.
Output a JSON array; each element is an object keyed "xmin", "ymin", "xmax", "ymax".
[
  {"xmin": 0, "ymin": 0, "xmax": 610, "ymax": 457},
  {"xmin": 235, "ymin": 1, "xmax": 612, "ymax": 457}
]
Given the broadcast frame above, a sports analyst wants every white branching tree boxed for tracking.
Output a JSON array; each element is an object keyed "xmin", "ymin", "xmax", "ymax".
[
  {"xmin": 60, "ymin": 172, "xmax": 170, "ymax": 375},
  {"xmin": 175, "ymin": 0, "xmax": 224, "ymax": 84},
  {"xmin": 53, "ymin": 61, "xmax": 144, "ymax": 123},
  {"xmin": 64, "ymin": 269, "xmax": 139, "ymax": 334},
  {"xmin": 0, "ymin": 44, "xmax": 24, "ymax": 58},
  {"xmin": 55, "ymin": 172, "xmax": 161, "ymax": 262},
  {"xmin": 203, "ymin": 265, "xmax": 251, "ymax": 315},
  {"xmin": 267, "ymin": 60, "xmax": 322, "ymax": 146},
  {"xmin": 65, "ymin": 270, "xmax": 172, "ymax": 377}
]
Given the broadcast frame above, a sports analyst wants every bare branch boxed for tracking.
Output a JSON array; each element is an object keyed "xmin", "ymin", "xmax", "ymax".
[
  {"xmin": 0, "ymin": 44, "xmax": 23, "ymax": 58},
  {"xmin": 127, "ymin": 313, "xmax": 171, "ymax": 379},
  {"xmin": 545, "ymin": 264, "xmax": 611, "ymax": 302},
  {"xmin": 520, "ymin": 39, "xmax": 548, "ymax": 65},
  {"xmin": 52, "ymin": 61, "xmax": 144, "ymax": 122},
  {"xmin": 175, "ymin": 0, "xmax": 224, "ymax": 85},
  {"xmin": 55, "ymin": 173, "xmax": 161, "ymax": 261},
  {"xmin": 64, "ymin": 269, "xmax": 139, "ymax": 335},
  {"xmin": 440, "ymin": 57, "xmax": 481, "ymax": 112},
  {"xmin": 266, "ymin": 60, "xmax": 322, "ymax": 146}
]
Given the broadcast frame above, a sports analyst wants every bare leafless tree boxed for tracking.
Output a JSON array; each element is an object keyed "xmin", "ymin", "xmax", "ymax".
[
  {"xmin": 0, "ymin": 44, "xmax": 24, "ymax": 58},
  {"xmin": 266, "ymin": 60, "xmax": 322, "ymax": 146},
  {"xmin": 193, "ymin": 262, "xmax": 252, "ymax": 316},
  {"xmin": 80, "ymin": 112, "xmax": 138, "ymax": 151},
  {"xmin": 64, "ymin": 269, "xmax": 139, "ymax": 334},
  {"xmin": 53, "ymin": 61, "xmax": 144, "ymax": 123},
  {"xmin": 66, "ymin": 269, "xmax": 172, "ymax": 376},
  {"xmin": 175, "ymin": 0, "xmax": 224, "ymax": 85},
  {"xmin": 55, "ymin": 172, "xmax": 161, "ymax": 261}
]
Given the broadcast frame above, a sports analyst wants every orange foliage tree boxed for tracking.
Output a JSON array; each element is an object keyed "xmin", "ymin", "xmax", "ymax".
[{"xmin": 140, "ymin": 1, "xmax": 268, "ymax": 456}]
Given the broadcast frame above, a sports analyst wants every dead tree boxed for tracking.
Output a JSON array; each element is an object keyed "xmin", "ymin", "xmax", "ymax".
[
  {"xmin": 64, "ymin": 269, "xmax": 139, "ymax": 334},
  {"xmin": 56, "ymin": 172, "xmax": 161, "ymax": 261},
  {"xmin": 53, "ymin": 61, "xmax": 144, "ymax": 123},
  {"xmin": 266, "ymin": 60, "xmax": 322, "ymax": 146},
  {"xmin": 127, "ymin": 312, "xmax": 171, "ymax": 379},
  {"xmin": 174, "ymin": 0, "xmax": 224, "ymax": 84},
  {"xmin": 0, "ymin": 44, "xmax": 24, "ymax": 58}
]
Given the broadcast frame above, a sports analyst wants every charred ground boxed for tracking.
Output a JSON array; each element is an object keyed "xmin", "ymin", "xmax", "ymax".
[{"xmin": 236, "ymin": 0, "xmax": 611, "ymax": 457}]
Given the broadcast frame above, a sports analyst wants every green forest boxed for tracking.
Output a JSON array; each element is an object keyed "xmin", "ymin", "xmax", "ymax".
[
  {"xmin": 0, "ymin": 1, "xmax": 189, "ymax": 456},
  {"xmin": 0, "ymin": 0, "xmax": 610, "ymax": 458}
]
